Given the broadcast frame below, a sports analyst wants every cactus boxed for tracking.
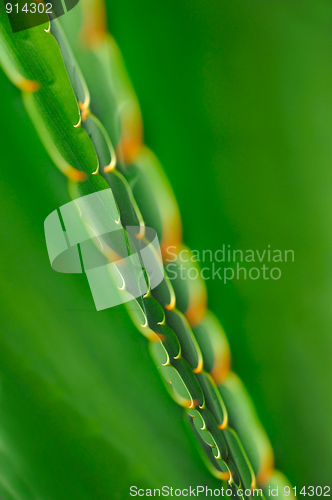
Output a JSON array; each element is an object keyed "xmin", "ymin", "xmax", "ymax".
[{"xmin": 0, "ymin": 1, "xmax": 295, "ymax": 497}]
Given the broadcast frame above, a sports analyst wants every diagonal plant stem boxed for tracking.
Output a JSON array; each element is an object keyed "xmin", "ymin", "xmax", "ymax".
[{"xmin": 0, "ymin": 2, "xmax": 294, "ymax": 498}]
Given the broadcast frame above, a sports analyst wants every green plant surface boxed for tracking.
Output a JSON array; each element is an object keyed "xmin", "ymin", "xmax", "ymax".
[
  {"xmin": 0, "ymin": 71, "xmax": 223, "ymax": 498},
  {"xmin": 1, "ymin": 4, "xmax": 287, "ymax": 495},
  {"xmin": 0, "ymin": 11, "xmax": 262, "ymax": 494},
  {"xmin": 0, "ymin": 14, "xmax": 97, "ymax": 180},
  {"xmin": 105, "ymin": 0, "xmax": 332, "ymax": 488}
]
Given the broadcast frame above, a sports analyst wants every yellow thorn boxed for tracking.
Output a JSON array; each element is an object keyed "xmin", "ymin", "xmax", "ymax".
[
  {"xmin": 210, "ymin": 353, "xmax": 231, "ymax": 386},
  {"xmin": 134, "ymin": 223, "xmax": 145, "ymax": 240},
  {"xmin": 78, "ymin": 101, "xmax": 90, "ymax": 122},
  {"xmin": 73, "ymin": 115, "xmax": 82, "ymax": 128},
  {"xmin": 65, "ymin": 167, "xmax": 87, "ymax": 182},
  {"xmin": 17, "ymin": 79, "xmax": 40, "ymax": 93},
  {"xmin": 217, "ymin": 471, "xmax": 231, "ymax": 481},
  {"xmin": 256, "ymin": 449, "xmax": 274, "ymax": 486},
  {"xmin": 193, "ymin": 355, "xmax": 203, "ymax": 374},
  {"xmin": 165, "ymin": 293, "xmax": 176, "ymax": 311},
  {"xmin": 218, "ymin": 421, "xmax": 227, "ymax": 431}
]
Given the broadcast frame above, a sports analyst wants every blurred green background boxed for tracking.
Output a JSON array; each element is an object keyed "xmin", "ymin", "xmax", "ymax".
[{"xmin": 1, "ymin": 0, "xmax": 332, "ymax": 498}]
